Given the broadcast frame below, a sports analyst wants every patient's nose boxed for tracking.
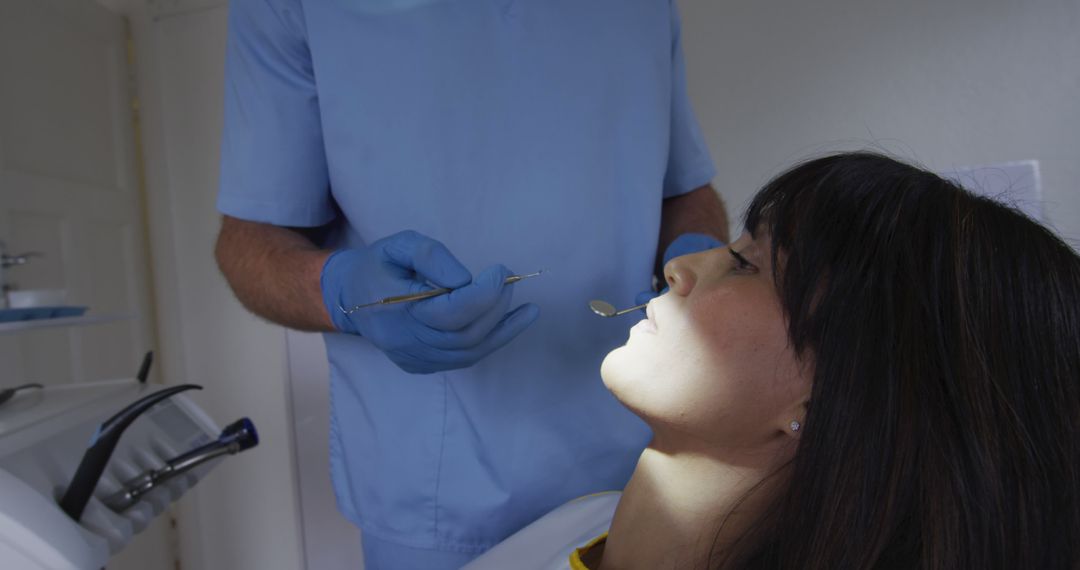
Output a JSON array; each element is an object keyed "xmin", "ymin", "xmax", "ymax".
[{"xmin": 664, "ymin": 256, "xmax": 697, "ymax": 296}]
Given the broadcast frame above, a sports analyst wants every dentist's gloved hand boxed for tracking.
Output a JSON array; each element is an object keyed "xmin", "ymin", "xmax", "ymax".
[
  {"xmin": 320, "ymin": 230, "xmax": 540, "ymax": 374},
  {"xmin": 635, "ymin": 233, "xmax": 726, "ymax": 308}
]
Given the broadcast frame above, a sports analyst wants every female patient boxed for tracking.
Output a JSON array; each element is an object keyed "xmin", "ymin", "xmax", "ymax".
[{"xmin": 467, "ymin": 152, "xmax": 1080, "ymax": 569}]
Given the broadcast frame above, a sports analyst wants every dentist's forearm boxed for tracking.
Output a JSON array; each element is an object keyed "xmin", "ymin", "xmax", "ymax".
[
  {"xmin": 656, "ymin": 185, "xmax": 730, "ymax": 275},
  {"xmin": 214, "ymin": 215, "xmax": 336, "ymax": 332}
]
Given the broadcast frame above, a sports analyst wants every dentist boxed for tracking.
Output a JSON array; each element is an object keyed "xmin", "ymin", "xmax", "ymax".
[{"xmin": 213, "ymin": 0, "xmax": 728, "ymax": 567}]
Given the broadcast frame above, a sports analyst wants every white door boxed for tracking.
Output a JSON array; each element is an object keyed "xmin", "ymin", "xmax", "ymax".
[{"xmin": 0, "ymin": 0, "xmax": 157, "ymax": 386}]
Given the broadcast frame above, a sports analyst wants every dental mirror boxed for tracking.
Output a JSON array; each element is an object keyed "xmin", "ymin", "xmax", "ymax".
[{"xmin": 589, "ymin": 300, "xmax": 648, "ymax": 318}]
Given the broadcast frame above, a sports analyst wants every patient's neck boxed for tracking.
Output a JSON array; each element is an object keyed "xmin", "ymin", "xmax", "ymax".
[{"xmin": 597, "ymin": 435, "xmax": 790, "ymax": 570}]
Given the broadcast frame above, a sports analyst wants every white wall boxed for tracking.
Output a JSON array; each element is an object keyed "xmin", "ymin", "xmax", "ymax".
[{"xmin": 680, "ymin": 0, "xmax": 1080, "ymax": 243}]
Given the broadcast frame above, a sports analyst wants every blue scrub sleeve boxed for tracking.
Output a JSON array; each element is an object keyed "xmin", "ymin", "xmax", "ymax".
[
  {"xmin": 662, "ymin": 0, "xmax": 718, "ymax": 199},
  {"xmin": 217, "ymin": 0, "xmax": 335, "ymax": 227}
]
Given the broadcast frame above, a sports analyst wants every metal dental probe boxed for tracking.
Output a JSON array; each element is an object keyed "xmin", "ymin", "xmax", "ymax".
[{"xmin": 338, "ymin": 270, "xmax": 545, "ymax": 315}]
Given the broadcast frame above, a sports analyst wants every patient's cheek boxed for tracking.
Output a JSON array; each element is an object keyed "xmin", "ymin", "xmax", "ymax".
[
  {"xmin": 683, "ymin": 287, "xmax": 795, "ymax": 405},
  {"xmin": 686, "ymin": 288, "xmax": 757, "ymax": 351}
]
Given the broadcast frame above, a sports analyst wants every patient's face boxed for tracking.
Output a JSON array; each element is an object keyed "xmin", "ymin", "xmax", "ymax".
[{"xmin": 601, "ymin": 233, "xmax": 811, "ymax": 451}]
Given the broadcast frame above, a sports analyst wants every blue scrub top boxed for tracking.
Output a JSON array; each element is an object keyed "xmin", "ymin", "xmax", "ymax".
[{"xmin": 218, "ymin": 0, "xmax": 716, "ymax": 554}]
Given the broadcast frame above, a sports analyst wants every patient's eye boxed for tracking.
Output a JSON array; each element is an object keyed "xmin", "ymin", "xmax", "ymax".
[{"xmin": 730, "ymin": 249, "xmax": 758, "ymax": 273}]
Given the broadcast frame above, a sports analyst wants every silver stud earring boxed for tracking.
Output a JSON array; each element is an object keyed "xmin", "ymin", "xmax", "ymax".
[{"xmin": 790, "ymin": 420, "xmax": 801, "ymax": 433}]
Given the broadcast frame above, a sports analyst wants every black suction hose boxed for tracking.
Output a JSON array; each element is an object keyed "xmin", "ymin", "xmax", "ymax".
[
  {"xmin": 136, "ymin": 351, "xmax": 153, "ymax": 384},
  {"xmin": 59, "ymin": 384, "xmax": 202, "ymax": 521}
]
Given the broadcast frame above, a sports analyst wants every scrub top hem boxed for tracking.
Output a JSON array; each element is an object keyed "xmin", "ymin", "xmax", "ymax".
[{"xmin": 217, "ymin": 193, "xmax": 337, "ymax": 228}]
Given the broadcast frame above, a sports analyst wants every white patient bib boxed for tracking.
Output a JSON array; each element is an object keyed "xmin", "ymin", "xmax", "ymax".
[{"xmin": 462, "ymin": 492, "xmax": 621, "ymax": 570}]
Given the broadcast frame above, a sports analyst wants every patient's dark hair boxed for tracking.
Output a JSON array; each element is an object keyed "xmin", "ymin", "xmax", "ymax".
[{"xmin": 719, "ymin": 152, "xmax": 1080, "ymax": 569}]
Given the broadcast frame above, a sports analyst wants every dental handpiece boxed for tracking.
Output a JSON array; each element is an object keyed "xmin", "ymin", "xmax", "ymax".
[
  {"xmin": 338, "ymin": 270, "xmax": 544, "ymax": 315},
  {"xmin": 59, "ymin": 384, "xmax": 202, "ymax": 521},
  {"xmin": 104, "ymin": 418, "xmax": 258, "ymax": 513}
]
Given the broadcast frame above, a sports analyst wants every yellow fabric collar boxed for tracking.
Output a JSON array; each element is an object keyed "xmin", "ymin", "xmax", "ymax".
[{"xmin": 569, "ymin": 533, "xmax": 609, "ymax": 570}]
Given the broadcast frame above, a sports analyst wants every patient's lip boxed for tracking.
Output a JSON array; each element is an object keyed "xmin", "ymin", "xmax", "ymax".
[
  {"xmin": 631, "ymin": 318, "xmax": 657, "ymax": 335},
  {"xmin": 645, "ymin": 302, "xmax": 658, "ymax": 330}
]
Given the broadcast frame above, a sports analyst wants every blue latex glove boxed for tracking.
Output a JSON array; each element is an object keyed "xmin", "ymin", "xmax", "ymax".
[
  {"xmin": 635, "ymin": 233, "xmax": 726, "ymax": 308},
  {"xmin": 320, "ymin": 230, "xmax": 540, "ymax": 374}
]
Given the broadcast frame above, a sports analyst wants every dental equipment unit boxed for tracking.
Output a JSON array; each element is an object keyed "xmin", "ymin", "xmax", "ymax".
[
  {"xmin": 0, "ymin": 377, "xmax": 257, "ymax": 569},
  {"xmin": 339, "ymin": 270, "xmax": 545, "ymax": 314},
  {"xmin": 104, "ymin": 417, "xmax": 258, "ymax": 512},
  {"xmin": 59, "ymin": 384, "xmax": 202, "ymax": 521}
]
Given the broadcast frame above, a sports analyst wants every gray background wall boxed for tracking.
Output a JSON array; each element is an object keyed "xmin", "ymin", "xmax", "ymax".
[{"xmin": 681, "ymin": 0, "xmax": 1080, "ymax": 243}]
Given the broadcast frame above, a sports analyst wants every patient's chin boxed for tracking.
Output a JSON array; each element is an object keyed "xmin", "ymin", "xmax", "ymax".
[
  {"xmin": 600, "ymin": 346, "xmax": 645, "ymax": 410},
  {"xmin": 599, "ymin": 345, "xmax": 628, "ymax": 390}
]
